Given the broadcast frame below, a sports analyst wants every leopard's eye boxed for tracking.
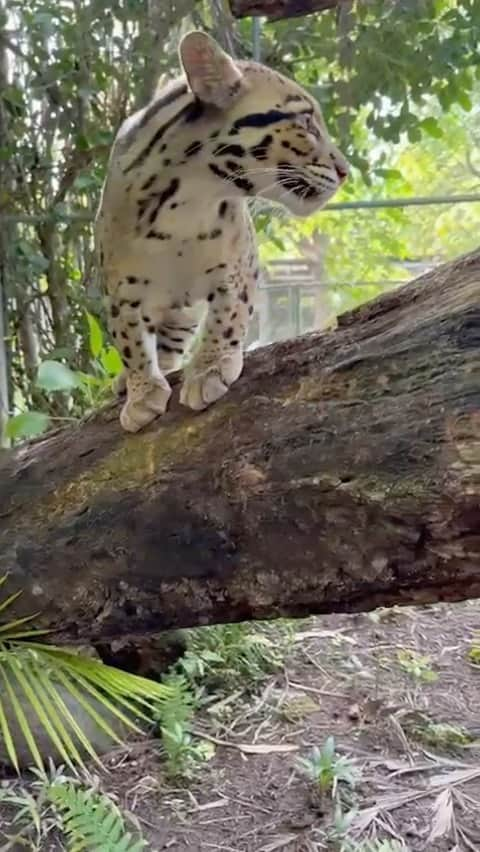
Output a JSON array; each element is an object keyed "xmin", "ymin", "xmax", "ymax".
[{"xmin": 296, "ymin": 111, "xmax": 318, "ymax": 135}]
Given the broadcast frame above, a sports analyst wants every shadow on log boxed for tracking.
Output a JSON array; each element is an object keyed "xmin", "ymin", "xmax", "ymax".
[{"xmin": 1, "ymin": 251, "xmax": 479, "ymax": 644}]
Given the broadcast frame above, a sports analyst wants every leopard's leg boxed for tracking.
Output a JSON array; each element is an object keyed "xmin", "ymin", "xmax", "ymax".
[
  {"xmin": 180, "ymin": 273, "xmax": 255, "ymax": 411},
  {"xmin": 107, "ymin": 282, "xmax": 171, "ymax": 433},
  {"xmin": 155, "ymin": 305, "xmax": 202, "ymax": 375}
]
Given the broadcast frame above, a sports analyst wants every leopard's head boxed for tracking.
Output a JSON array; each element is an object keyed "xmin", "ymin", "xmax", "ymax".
[{"xmin": 179, "ymin": 31, "xmax": 349, "ymax": 216}]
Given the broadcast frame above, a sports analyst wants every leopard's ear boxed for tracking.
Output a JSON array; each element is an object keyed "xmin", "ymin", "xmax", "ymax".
[{"xmin": 179, "ymin": 31, "xmax": 245, "ymax": 109}]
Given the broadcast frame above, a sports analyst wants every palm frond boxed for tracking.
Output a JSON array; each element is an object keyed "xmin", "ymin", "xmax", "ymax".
[{"xmin": 0, "ymin": 576, "xmax": 174, "ymax": 772}]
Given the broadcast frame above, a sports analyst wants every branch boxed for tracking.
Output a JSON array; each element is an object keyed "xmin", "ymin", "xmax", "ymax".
[
  {"xmin": 0, "ymin": 250, "xmax": 479, "ymax": 644},
  {"xmin": 229, "ymin": 0, "xmax": 344, "ymax": 20}
]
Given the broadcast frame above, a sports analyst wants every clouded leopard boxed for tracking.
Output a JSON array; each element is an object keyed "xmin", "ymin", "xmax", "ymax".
[{"xmin": 96, "ymin": 31, "xmax": 349, "ymax": 432}]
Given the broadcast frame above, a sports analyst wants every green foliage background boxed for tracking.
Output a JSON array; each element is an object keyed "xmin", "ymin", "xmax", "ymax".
[{"xmin": 1, "ymin": 0, "xmax": 479, "ymax": 440}]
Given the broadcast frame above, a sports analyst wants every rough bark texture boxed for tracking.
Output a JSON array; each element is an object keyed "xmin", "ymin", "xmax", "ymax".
[
  {"xmin": 229, "ymin": 0, "xmax": 342, "ymax": 20},
  {"xmin": 1, "ymin": 252, "xmax": 479, "ymax": 645}
]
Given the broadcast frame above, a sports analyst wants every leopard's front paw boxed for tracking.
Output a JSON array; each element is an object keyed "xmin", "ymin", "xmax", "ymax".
[
  {"xmin": 113, "ymin": 371, "xmax": 127, "ymax": 397},
  {"xmin": 120, "ymin": 376, "xmax": 172, "ymax": 432},
  {"xmin": 180, "ymin": 352, "xmax": 243, "ymax": 412}
]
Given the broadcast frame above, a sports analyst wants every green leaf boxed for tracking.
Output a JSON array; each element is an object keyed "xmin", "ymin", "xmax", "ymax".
[
  {"xmin": 420, "ymin": 117, "xmax": 443, "ymax": 138},
  {"xmin": 36, "ymin": 360, "xmax": 80, "ymax": 392},
  {"xmin": 374, "ymin": 168, "xmax": 404, "ymax": 180},
  {"xmin": 100, "ymin": 346, "xmax": 123, "ymax": 376},
  {"xmin": 457, "ymin": 90, "xmax": 472, "ymax": 111},
  {"xmin": 86, "ymin": 312, "xmax": 103, "ymax": 358},
  {"xmin": 5, "ymin": 411, "xmax": 49, "ymax": 440}
]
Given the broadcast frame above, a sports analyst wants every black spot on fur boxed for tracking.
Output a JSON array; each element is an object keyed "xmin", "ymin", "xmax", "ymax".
[
  {"xmin": 128, "ymin": 321, "xmax": 139, "ymax": 328},
  {"xmin": 163, "ymin": 158, "xmax": 171, "ymax": 167},
  {"xmin": 229, "ymin": 109, "xmax": 293, "ymax": 134},
  {"xmin": 210, "ymin": 228, "xmax": 222, "ymax": 239},
  {"xmin": 137, "ymin": 82, "xmax": 188, "ymax": 130},
  {"xmin": 213, "ymin": 143, "xmax": 245, "ymax": 158},
  {"xmin": 141, "ymin": 175, "xmax": 156, "ymax": 191},
  {"xmin": 127, "ymin": 276, "xmax": 137, "ymax": 284},
  {"xmin": 148, "ymin": 325, "xmax": 155, "ymax": 334},
  {"xmin": 123, "ymin": 346, "xmax": 132, "ymax": 359},
  {"xmin": 284, "ymin": 93, "xmax": 305, "ymax": 104},
  {"xmin": 158, "ymin": 343, "xmax": 183, "ymax": 354},
  {"xmin": 219, "ymin": 201, "xmax": 228, "ymax": 218},
  {"xmin": 250, "ymin": 134, "xmax": 273, "ymax": 160},
  {"xmin": 277, "ymin": 162, "xmax": 318, "ymax": 199},
  {"xmin": 205, "ymin": 263, "xmax": 227, "ymax": 274},
  {"xmin": 148, "ymin": 177, "xmax": 180, "ymax": 224},
  {"xmin": 123, "ymin": 101, "xmax": 196, "ymax": 173},
  {"xmin": 121, "ymin": 331, "xmax": 129, "ymax": 340},
  {"xmin": 146, "ymin": 230, "xmax": 172, "ymax": 239},
  {"xmin": 111, "ymin": 304, "xmax": 120, "ymax": 318},
  {"xmin": 207, "ymin": 292, "xmax": 215, "ymax": 302},
  {"xmin": 197, "ymin": 233, "xmax": 207, "ymax": 240},
  {"xmin": 230, "ymin": 340, "xmax": 239, "ymax": 346},
  {"xmin": 129, "ymin": 300, "xmax": 141, "ymax": 308},
  {"xmin": 248, "ymin": 305, "xmax": 254, "ymax": 315},
  {"xmin": 240, "ymin": 288, "xmax": 249, "ymax": 303},
  {"xmin": 209, "ymin": 162, "xmax": 254, "ymax": 193},
  {"xmin": 225, "ymin": 160, "xmax": 242, "ymax": 174},
  {"xmin": 217, "ymin": 286, "xmax": 228, "ymax": 295},
  {"xmin": 223, "ymin": 327, "xmax": 234, "ymax": 339},
  {"xmin": 184, "ymin": 140, "xmax": 202, "ymax": 157}
]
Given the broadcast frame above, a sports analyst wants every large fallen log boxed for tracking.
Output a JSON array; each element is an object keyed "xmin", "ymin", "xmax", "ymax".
[{"xmin": 1, "ymin": 251, "xmax": 479, "ymax": 645}]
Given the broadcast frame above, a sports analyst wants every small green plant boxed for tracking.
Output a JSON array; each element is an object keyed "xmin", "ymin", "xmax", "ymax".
[
  {"xmin": 6, "ymin": 312, "xmax": 122, "ymax": 442},
  {"xmin": 177, "ymin": 622, "xmax": 292, "ymax": 695},
  {"xmin": 154, "ymin": 674, "xmax": 214, "ymax": 780},
  {"xmin": 467, "ymin": 635, "xmax": 480, "ymax": 667},
  {"xmin": 0, "ymin": 767, "xmax": 146, "ymax": 851},
  {"xmin": 159, "ymin": 720, "xmax": 215, "ymax": 780},
  {"xmin": 396, "ymin": 648, "xmax": 438, "ymax": 682},
  {"xmin": 411, "ymin": 719, "xmax": 474, "ymax": 749},
  {"xmin": 296, "ymin": 736, "xmax": 358, "ymax": 798},
  {"xmin": 49, "ymin": 781, "xmax": 146, "ymax": 851}
]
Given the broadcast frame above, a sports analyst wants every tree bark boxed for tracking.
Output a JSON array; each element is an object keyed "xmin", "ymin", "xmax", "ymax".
[
  {"xmin": 229, "ymin": 0, "xmax": 343, "ymax": 20},
  {"xmin": 0, "ymin": 251, "xmax": 479, "ymax": 644}
]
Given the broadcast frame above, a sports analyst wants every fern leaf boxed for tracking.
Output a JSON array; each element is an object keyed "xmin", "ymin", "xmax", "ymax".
[{"xmin": 49, "ymin": 782, "xmax": 146, "ymax": 852}]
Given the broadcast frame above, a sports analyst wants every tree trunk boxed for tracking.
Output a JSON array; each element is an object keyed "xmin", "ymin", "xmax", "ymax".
[
  {"xmin": 229, "ymin": 0, "xmax": 342, "ymax": 20},
  {"xmin": 0, "ymin": 251, "xmax": 479, "ymax": 644},
  {"xmin": 0, "ymin": 9, "xmax": 11, "ymax": 447}
]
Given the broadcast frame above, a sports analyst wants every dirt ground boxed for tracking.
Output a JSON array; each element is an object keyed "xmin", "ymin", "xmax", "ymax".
[
  {"xmin": 104, "ymin": 601, "xmax": 480, "ymax": 851},
  {"xmin": 1, "ymin": 600, "xmax": 479, "ymax": 851}
]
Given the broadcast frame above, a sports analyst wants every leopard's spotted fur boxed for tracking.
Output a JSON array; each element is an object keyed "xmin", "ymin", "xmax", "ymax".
[{"xmin": 96, "ymin": 31, "xmax": 348, "ymax": 432}]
